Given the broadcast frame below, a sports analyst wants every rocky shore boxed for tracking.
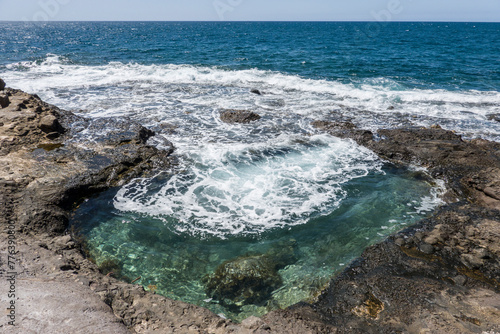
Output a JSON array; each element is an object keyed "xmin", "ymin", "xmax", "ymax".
[{"xmin": 1, "ymin": 82, "xmax": 499, "ymax": 333}]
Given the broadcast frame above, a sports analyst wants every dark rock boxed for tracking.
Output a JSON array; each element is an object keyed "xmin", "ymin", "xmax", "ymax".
[
  {"xmin": 312, "ymin": 120, "xmax": 373, "ymax": 145},
  {"xmin": 0, "ymin": 94, "xmax": 9, "ymax": 108},
  {"xmin": 45, "ymin": 132, "xmax": 61, "ymax": 140},
  {"xmin": 487, "ymin": 114, "xmax": 500, "ymax": 122},
  {"xmin": 251, "ymin": 88, "xmax": 263, "ymax": 95},
  {"xmin": 205, "ymin": 240, "xmax": 297, "ymax": 309},
  {"xmin": 205, "ymin": 254, "xmax": 283, "ymax": 309},
  {"xmin": 0, "ymin": 78, "xmax": 5, "ymax": 90},
  {"xmin": 387, "ymin": 106, "xmax": 395, "ymax": 110},
  {"xmin": 312, "ymin": 120, "xmax": 356, "ymax": 131},
  {"xmin": 220, "ymin": 109, "xmax": 261, "ymax": 124},
  {"xmin": 39, "ymin": 114, "xmax": 65, "ymax": 134}
]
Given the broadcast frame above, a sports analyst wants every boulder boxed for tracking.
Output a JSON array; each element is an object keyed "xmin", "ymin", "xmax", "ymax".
[
  {"xmin": 39, "ymin": 114, "xmax": 64, "ymax": 134},
  {"xmin": 220, "ymin": 109, "xmax": 261, "ymax": 124},
  {"xmin": 204, "ymin": 240, "xmax": 297, "ymax": 310},
  {"xmin": 205, "ymin": 254, "xmax": 282, "ymax": 309},
  {"xmin": 0, "ymin": 78, "xmax": 5, "ymax": 90}
]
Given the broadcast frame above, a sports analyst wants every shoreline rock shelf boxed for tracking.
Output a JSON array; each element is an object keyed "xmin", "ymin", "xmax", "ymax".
[{"xmin": 0, "ymin": 82, "xmax": 499, "ymax": 333}]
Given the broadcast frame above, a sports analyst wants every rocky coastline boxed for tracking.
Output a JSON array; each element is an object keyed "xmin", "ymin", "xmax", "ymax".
[{"xmin": 1, "ymin": 82, "xmax": 499, "ymax": 333}]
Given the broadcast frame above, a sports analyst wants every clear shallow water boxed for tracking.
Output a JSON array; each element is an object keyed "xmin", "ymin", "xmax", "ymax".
[{"xmin": 1, "ymin": 21, "xmax": 497, "ymax": 320}]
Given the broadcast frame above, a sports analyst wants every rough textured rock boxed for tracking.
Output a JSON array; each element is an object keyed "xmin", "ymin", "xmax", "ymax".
[
  {"xmin": 205, "ymin": 254, "xmax": 283, "ymax": 310},
  {"xmin": 0, "ymin": 93, "xmax": 9, "ymax": 108},
  {"xmin": 0, "ymin": 279, "xmax": 130, "ymax": 334},
  {"xmin": 220, "ymin": 109, "xmax": 261, "ymax": 124},
  {"xmin": 0, "ymin": 78, "xmax": 6, "ymax": 90}
]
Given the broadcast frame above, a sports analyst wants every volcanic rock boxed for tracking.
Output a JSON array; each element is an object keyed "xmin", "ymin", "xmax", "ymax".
[
  {"xmin": 488, "ymin": 114, "xmax": 500, "ymax": 122},
  {"xmin": 205, "ymin": 240, "xmax": 297, "ymax": 310},
  {"xmin": 220, "ymin": 109, "xmax": 261, "ymax": 124},
  {"xmin": 0, "ymin": 93, "xmax": 9, "ymax": 108}
]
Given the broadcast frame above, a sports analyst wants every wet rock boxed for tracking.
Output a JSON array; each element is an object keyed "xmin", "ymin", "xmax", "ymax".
[
  {"xmin": 220, "ymin": 109, "xmax": 261, "ymax": 124},
  {"xmin": 0, "ymin": 78, "xmax": 5, "ymax": 90},
  {"xmin": 205, "ymin": 254, "xmax": 283, "ymax": 309},
  {"xmin": 311, "ymin": 120, "xmax": 373, "ymax": 145},
  {"xmin": 251, "ymin": 88, "xmax": 263, "ymax": 95},
  {"xmin": 205, "ymin": 240, "xmax": 297, "ymax": 310},
  {"xmin": 487, "ymin": 114, "xmax": 500, "ymax": 122},
  {"xmin": 312, "ymin": 120, "xmax": 356, "ymax": 130}
]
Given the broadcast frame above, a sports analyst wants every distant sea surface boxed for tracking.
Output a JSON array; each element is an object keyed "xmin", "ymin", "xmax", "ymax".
[{"xmin": 1, "ymin": 22, "xmax": 499, "ymax": 320}]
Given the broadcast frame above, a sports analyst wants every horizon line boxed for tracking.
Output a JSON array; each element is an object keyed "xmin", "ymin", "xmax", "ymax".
[{"xmin": 1, "ymin": 19, "xmax": 500, "ymax": 23}]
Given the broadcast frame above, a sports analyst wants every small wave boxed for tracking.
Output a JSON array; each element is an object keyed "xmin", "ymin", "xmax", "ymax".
[
  {"xmin": 2, "ymin": 56, "xmax": 500, "ymax": 143},
  {"xmin": 113, "ymin": 135, "xmax": 382, "ymax": 238}
]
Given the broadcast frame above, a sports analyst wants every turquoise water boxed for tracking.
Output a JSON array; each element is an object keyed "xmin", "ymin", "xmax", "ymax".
[{"xmin": 2, "ymin": 21, "xmax": 498, "ymax": 320}]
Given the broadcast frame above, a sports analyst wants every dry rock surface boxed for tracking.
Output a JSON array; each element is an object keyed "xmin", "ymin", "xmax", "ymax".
[{"xmin": 1, "ymin": 81, "xmax": 499, "ymax": 333}]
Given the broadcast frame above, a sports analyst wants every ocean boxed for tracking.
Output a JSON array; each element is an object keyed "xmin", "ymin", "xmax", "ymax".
[{"xmin": 1, "ymin": 21, "xmax": 499, "ymax": 320}]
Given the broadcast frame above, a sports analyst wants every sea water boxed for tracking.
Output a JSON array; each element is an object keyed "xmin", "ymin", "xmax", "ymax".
[{"xmin": 1, "ymin": 21, "xmax": 498, "ymax": 320}]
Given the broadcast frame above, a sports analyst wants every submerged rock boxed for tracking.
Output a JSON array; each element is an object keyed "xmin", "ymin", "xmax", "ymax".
[
  {"xmin": 205, "ymin": 254, "xmax": 283, "ymax": 309},
  {"xmin": 204, "ymin": 240, "xmax": 297, "ymax": 310},
  {"xmin": 220, "ymin": 109, "xmax": 261, "ymax": 124}
]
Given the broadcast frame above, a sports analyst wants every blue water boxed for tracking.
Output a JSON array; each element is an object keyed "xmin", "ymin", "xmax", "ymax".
[
  {"xmin": 1, "ymin": 21, "xmax": 499, "ymax": 320},
  {"xmin": 2, "ymin": 22, "xmax": 499, "ymax": 91}
]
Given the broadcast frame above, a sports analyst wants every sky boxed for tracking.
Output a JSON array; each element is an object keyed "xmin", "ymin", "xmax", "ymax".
[{"xmin": 0, "ymin": 0, "xmax": 499, "ymax": 22}]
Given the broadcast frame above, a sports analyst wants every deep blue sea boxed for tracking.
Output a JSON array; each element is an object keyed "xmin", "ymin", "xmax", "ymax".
[{"xmin": 1, "ymin": 21, "xmax": 499, "ymax": 320}]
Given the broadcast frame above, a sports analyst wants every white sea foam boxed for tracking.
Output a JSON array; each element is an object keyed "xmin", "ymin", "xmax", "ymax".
[
  {"xmin": 3, "ymin": 55, "xmax": 500, "ymax": 143},
  {"xmin": 114, "ymin": 135, "xmax": 382, "ymax": 237}
]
